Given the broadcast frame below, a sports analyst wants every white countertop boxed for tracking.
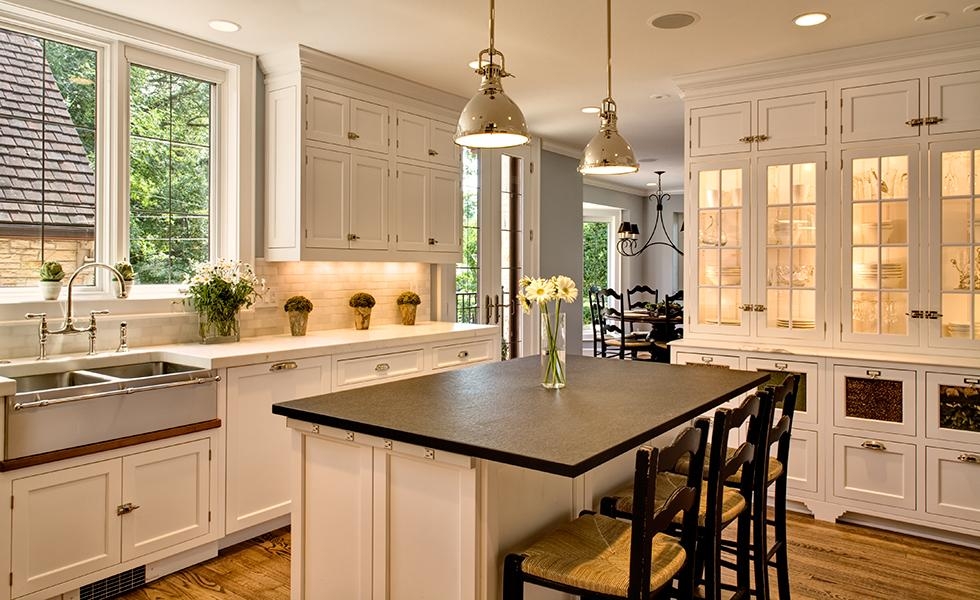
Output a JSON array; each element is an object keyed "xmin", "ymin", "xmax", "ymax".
[{"xmin": 0, "ymin": 322, "xmax": 498, "ymax": 395}]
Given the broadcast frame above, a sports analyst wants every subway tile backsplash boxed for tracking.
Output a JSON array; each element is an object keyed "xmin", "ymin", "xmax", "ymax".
[{"xmin": 0, "ymin": 260, "xmax": 431, "ymax": 360}]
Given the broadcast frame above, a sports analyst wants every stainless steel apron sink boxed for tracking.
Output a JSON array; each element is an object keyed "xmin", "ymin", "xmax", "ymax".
[{"xmin": 2, "ymin": 359, "xmax": 218, "ymax": 460}]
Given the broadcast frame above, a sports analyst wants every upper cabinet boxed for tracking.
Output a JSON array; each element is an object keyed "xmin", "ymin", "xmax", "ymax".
[
  {"xmin": 690, "ymin": 91, "xmax": 826, "ymax": 156},
  {"xmin": 262, "ymin": 47, "xmax": 464, "ymax": 263}
]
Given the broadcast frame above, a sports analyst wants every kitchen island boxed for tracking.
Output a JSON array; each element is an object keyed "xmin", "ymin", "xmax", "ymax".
[{"xmin": 273, "ymin": 355, "xmax": 768, "ymax": 600}]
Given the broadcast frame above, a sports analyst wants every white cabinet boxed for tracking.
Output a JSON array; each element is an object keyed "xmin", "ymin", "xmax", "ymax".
[
  {"xmin": 925, "ymin": 371, "xmax": 980, "ymax": 445},
  {"xmin": 395, "ymin": 111, "xmax": 459, "ymax": 168},
  {"xmin": 334, "ymin": 347, "xmax": 425, "ymax": 390},
  {"xmin": 10, "ymin": 439, "xmax": 211, "ymax": 598},
  {"xmin": 393, "ymin": 164, "xmax": 461, "ymax": 253},
  {"xmin": 926, "ymin": 446, "xmax": 980, "ymax": 523},
  {"xmin": 833, "ymin": 365, "xmax": 916, "ymax": 437},
  {"xmin": 305, "ymin": 86, "xmax": 389, "ymax": 154},
  {"xmin": 833, "ymin": 433, "xmax": 916, "ymax": 510},
  {"xmin": 431, "ymin": 338, "xmax": 494, "ymax": 370},
  {"xmin": 292, "ymin": 426, "xmax": 476, "ymax": 600},
  {"xmin": 225, "ymin": 357, "xmax": 330, "ymax": 534},
  {"xmin": 304, "ymin": 146, "xmax": 389, "ymax": 251},
  {"xmin": 928, "ymin": 70, "xmax": 980, "ymax": 135},
  {"xmin": 689, "ymin": 92, "xmax": 826, "ymax": 156},
  {"xmin": 787, "ymin": 428, "xmax": 819, "ymax": 494}
]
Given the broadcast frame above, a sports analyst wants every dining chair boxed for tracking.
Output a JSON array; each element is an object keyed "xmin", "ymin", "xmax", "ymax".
[
  {"xmin": 627, "ymin": 284, "xmax": 660, "ymax": 311},
  {"xmin": 503, "ymin": 424, "xmax": 708, "ymax": 600},
  {"xmin": 600, "ymin": 288, "xmax": 657, "ymax": 360},
  {"xmin": 602, "ymin": 391, "xmax": 774, "ymax": 600}
]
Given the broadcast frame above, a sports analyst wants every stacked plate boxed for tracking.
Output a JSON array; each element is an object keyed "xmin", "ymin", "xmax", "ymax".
[
  {"xmin": 854, "ymin": 263, "xmax": 904, "ymax": 281},
  {"xmin": 776, "ymin": 318, "xmax": 816, "ymax": 329},
  {"xmin": 945, "ymin": 323, "xmax": 978, "ymax": 338},
  {"xmin": 704, "ymin": 265, "xmax": 741, "ymax": 286}
]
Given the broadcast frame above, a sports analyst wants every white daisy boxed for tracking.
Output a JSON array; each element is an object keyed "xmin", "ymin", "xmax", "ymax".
[
  {"xmin": 554, "ymin": 275, "xmax": 578, "ymax": 303},
  {"xmin": 524, "ymin": 278, "xmax": 555, "ymax": 304}
]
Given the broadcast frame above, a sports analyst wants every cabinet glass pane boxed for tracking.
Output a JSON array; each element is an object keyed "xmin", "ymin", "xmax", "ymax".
[
  {"xmin": 938, "ymin": 383, "xmax": 980, "ymax": 433},
  {"xmin": 844, "ymin": 376, "xmax": 904, "ymax": 422},
  {"xmin": 939, "ymin": 146, "xmax": 979, "ymax": 340},
  {"xmin": 848, "ymin": 154, "xmax": 910, "ymax": 336},
  {"xmin": 758, "ymin": 369, "xmax": 807, "ymax": 413},
  {"xmin": 698, "ymin": 167, "xmax": 743, "ymax": 326},
  {"xmin": 766, "ymin": 161, "xmax": 816, "ymax": 329}
]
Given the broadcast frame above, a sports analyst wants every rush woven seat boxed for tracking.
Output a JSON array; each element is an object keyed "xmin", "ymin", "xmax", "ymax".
[{"xmin": 607, "ymin": 471, "xmax": 746, "ymax": 528}]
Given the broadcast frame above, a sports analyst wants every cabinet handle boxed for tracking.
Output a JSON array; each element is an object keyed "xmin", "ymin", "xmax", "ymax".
[
  {"xmin": 428, "ymin": 238, "xmax": 438, "ymax": 245},
  {"xmin": 906, "ymin": 310, "xmax": 924, "ymax": 319},
  {"xmin": 957, "ymin": 453, "xmax": 980, "ymax": 463},
  {"xmin": 738, "ymin": 304, "xmax": 754, "ymax": 312},
  {"xmin": 865, "ymin": 369, "xmax": 881, "ymax": 379},
  {"xmin": 457, "ymin": 350, "xmax": 470, "ymax": 359},
  {"xmin": 860, "ymin": 440, "xmax": 887, "ymax": 451},
  {"xmin": 774, "ymin": 362, "xmax": 789, "ymax": 370},
  {"xmin": 270, "ymin": 361, "xmax": 298, "ymax": 372},
  {"xmin": 754, "ymin": 134, "xmax": 770, "ymax": 142},
  {"xmin": 428, "ymin": 149, "xmax": 438, "ymax": 156},
  {"xmin": 116, "ymin": 502, "xmax": 140, "ymax": 516},
  {"xmin": 964, "ymin": 377, "xmax": 980, "ymax": 386},
  {"xmin": 752, "ymin": 304, "xmax": 767, "ymax": 312},
  {"xmin": 923, "ymin": 116, "xmax": 944, "ymax": 125},
  {"xmin": 905, "ymin": 117, "xmax": 924, "ymax": 127},
  {"xmin": 924, "ymin": 310, "xmax": 943, "ymax": 320},
  {"xmin": 701, "ymin": 356, "xmax": 714, "ymax": 364},
  {"xmin": 375, "ymin": 363, "xmax": 390, "ymax": 372},
  {"xmin": 347, "ymin": 131, "xmax": 360, "ymax": 140},
  {"xmin": 347, "ymin": 233, "xmax": 360, "ymax": 241},
  {"xmin": 738, "ymin": 135, "xmax": 754, "ymax": 144}
]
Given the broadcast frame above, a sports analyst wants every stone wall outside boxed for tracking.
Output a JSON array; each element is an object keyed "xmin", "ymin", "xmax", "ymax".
[{"xmin": 0, "ymin": 235, "xmax": 95, "ymax": 287}]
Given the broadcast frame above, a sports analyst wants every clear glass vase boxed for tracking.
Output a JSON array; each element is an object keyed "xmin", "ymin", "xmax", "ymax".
[
  {"xmin": 199, "ymin": 310, "xmax": 241, "ymax": 344},
  {"xmin": 540, "ymin": 311, "xmax": 566, "ymax": 389}
]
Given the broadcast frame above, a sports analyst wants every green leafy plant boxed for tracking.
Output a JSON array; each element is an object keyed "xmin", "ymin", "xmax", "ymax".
[
  {"xmin": 39, "ymin": 261, "xmax": 66, "ymax": 282},
  {"xmin": 114, "ymin": 260, "xmax": 135, "ymax": 281},
  {"xmin": 284, "ymin": 296, "xmax": 314, "ymax": 313},
  {"xmin": 349, "ymin": 292, "xmax": 376, "ymax": 308},
  {"xmin": 397, "ymin": 291, "xmax": 421, "ymax": 306},
  {"xmin": 183, "ymin": 259, "xmax": 264, "ymax": 326}
]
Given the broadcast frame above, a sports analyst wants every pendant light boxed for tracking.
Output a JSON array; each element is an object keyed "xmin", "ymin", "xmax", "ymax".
[
  {"xmin": 578, "ymin": 0, "xmax": 638, "ymax": 175},
  {"xmin": 454, "ymin": 0, "xmax": 529, "ymax": 148}
]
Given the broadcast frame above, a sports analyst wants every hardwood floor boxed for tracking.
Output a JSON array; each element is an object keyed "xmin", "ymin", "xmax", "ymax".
[{"xmin": 118, "ymin": 514, "xmax": 980, "ymax": 600}]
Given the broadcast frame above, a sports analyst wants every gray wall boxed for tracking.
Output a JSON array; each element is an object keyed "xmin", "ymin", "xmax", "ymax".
[
  {"xmin": 582, "ymin": 185, "xmax": 645, "ymax": 291},
  {"xmin": 539, "ymin": 150, "xmax": 585, "ymax": 355},
  {"xmin": 640, "ymin": 191, "xmax": 685, "ymax": 298}
]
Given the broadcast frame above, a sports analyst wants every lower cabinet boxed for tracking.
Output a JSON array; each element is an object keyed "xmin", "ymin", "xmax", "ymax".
[
  {"xmin": 925, "ymin": 446, "xmax": 980, "ymax": 523},
  {"xmin": 833, "ymin": 434, "xmax": 916, "ymax": 510},
  {"xmin": 298, "ymin": 428, "xmax": 476, "ymax": 600},
  {"xmin": 10, "ymin": 438, "xmax": 211, "ymax": 598},
  {"xmin": 225, "ymin": 356, "xmax": 330, "ymax": 534},
  {"xmin": 787, "ymin": 428, "xmax": 819, "ymax": 494}
]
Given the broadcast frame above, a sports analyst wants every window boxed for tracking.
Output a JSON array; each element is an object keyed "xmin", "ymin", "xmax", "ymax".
[
  {"xmin": 455, "ymin": 147, "xmax": 479, "ymax": 323},
  {"xmin": 129, "ymin": 64, "xmax": 213, "ymax": 284},
  {"xmin": 582, "ymin": 219, "xmax": 610, "ymax": 326},
  {"xmin": 0, "ymin": 28, "xmax": 97, "ymax": 287}
]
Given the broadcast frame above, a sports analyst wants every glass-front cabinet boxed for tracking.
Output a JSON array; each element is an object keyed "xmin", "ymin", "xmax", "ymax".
[{"xmin": 842, "ymin": 147, "xmax": 920, "ymax": 346}]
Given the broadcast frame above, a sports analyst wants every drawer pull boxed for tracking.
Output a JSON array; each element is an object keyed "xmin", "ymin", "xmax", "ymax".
[
  {"xmin": 457, "ymin": 350, "xmax": 470, "ymax": 359},
  {"xmin": 269, "ymin": 361, "xmax": 298, "ymax": 372},
  {"xmin": 774, "ymin": 362, "xmax": 789, "ymax": 370},
  {"xmin": 701, "ymin": 356, "xmax": 714, "ymax": 364},
  {"xmin": 116, "ymin": 502, "xmax": 140, "ymax": 516},
  {"xmin": 958, "ymin": 453, "xmax": 980, "ymax": 464},
  {"xmin": 861, "ymin": 440, "xmax": 887, "ymax": 451},
  {"xmin": 964, "ymin": 377, "xmax": 980, "ymax": 386},
  {"xmin": 375, "ymin": 363, "xmax": 391, "ymax": 372},
  {"xmin": 865, "ymin": 369, "xmax": 881, "ymax": 379}
]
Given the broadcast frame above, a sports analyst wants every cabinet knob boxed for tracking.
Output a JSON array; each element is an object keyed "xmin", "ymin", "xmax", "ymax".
[
  {"xmin": 116, "ymin": 502, "xmax": 140, "ymax": 516},
  {"xmin": 347, "ymin": 131, "xmax": 360, "ymax": 140},
  {"xmin": 860, "ymin": 440, "xmax": 887, "ymax": 451},
  {"xmin": 457, "ymin": 350, "xmax": 470, "ymax": 359},
  {"xmin": 428, "ymin": 149, "xmax": 438, "ymax": 156}
]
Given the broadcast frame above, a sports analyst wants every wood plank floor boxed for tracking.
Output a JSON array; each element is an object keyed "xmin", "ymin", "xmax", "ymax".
[{"xmin": 118, "ymin": 514, "xmax": 980, "ymax": 600}]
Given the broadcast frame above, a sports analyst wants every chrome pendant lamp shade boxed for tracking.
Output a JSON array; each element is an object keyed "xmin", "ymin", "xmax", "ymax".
[
  {"xmin": 455, "ymin": 0, "xmax": 529, "ymax": 148},
  {"xmin": 579, "ymin": 0, "xmax": 638, "ymax": 175}
]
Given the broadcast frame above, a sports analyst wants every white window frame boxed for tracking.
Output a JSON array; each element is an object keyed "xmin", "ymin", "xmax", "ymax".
[
  {"xmin": 582, "ymin": 205, "xmax": 623, "ymax": 337},
  {"xmin": 0, "ymin": 0, "xmax": 255, "ymax": 322}
]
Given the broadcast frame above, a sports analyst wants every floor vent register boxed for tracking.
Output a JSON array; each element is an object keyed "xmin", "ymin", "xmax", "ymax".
[{"xmin": 79, "ymin": 566, "xmax": 146, "ymax": 600}]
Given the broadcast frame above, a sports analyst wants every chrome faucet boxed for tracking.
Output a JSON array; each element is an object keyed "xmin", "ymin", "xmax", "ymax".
[{"xmin": 26, "ymin": 262, "xmax": 129, "ymax": 359}]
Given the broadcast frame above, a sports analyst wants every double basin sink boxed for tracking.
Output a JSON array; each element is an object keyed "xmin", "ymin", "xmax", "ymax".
[{"xmin": 1, "ymin": 356, "xmax": 218, "ymax": 461}]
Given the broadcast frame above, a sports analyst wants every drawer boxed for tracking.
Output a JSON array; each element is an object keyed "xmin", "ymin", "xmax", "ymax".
[
  {"xmin": 833, "ymin": 434, "xmax": 916, "ymax": 510},
  {"xmin": 674, "ymin": 352, "xmax": 740, "ymax": 369},
  {"xmin": 926, "ymin": 446, "xmax": 980, "ymax": 523},
  {"xmin": 786, "ymin": 428, "xmax": 819, "ymax": 494},
  {"xmin": 925, "ymin": 371, "xmax": 980, "ymax": 445},
  {"xmin": 432, "ymin": 339, "xmax": 494, "ymax": 370},
  {"xmin": 833, "ymin": 365, "xmax": 916, "ymax": 436},
  {"xmin": 746, "ymin": 357, "xmax": 818, "ymax": 425},
  {"xmin": 334, "ymin": 349, "xmax": 424, "ymax": 389}
]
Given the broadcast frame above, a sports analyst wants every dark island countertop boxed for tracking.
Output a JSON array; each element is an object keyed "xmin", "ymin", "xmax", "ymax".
[{"xmin": 272, "ymin": 355, "xmax": 769, "ymax": 477}]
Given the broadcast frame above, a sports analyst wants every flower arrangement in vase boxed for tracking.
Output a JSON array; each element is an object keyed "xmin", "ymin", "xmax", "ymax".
[
  {"xmin": 38, "ymin": 261, "xmax": 65, "ymax": 300},
  {"xmin": 517, "ymin": 275, "xmax": 578, "ymax": 389},
  {"xmin": 349, "ymin": 292, "xmax": 376, "ymax": 330},
  {"xmin": 396, "ymin": 291, "xmax": 421, "ymax": 325},
  {"xmin": 183, "ymin": 259, "xmax": 263, "ymax": 343},
  {"xmin": 284, "ymin": 295, "xmax": 313, "ymax": 336}
]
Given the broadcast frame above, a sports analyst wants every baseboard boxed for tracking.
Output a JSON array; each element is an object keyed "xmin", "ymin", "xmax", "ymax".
[
  {"xmin": 219, "ymin": 514, "xmax": 291, "ymax": 550},
  {"xmin": 838, "ymin": 512, "xmax": 980, "ymax": 550},
  {"xmin": 145, "ymin": 542, "xmax": 219, "ymax": 582}
]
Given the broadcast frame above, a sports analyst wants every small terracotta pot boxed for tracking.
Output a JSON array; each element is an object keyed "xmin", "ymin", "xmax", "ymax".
[
  {"xmin": 399, "ymin": 304, "xmax": 417, "ymax": 325},
  {"xmin": 288, "ymin": 311, "xmax": 309, "ymax": 336},
  {"xmin": 353, "ymin": 307, "xmax": 372, "ymax": 330}
]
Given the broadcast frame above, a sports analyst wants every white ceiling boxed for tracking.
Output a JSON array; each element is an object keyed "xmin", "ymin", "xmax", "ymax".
[{"xmin": 65, "ymin": 0, "xmax": 980, "ymax": 193}]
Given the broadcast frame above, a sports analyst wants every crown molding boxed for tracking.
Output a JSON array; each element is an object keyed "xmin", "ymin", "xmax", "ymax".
[
  {"xmin": 582, "ymin": 176, "xmax": 646, "ymax": 197},
  {"xmin": 541, "ymin": 140, "xmax": 581, "ymax": 160},
  {"xmin": 676, "ymin": 26, "xmax": 980, "ymax": 99}
]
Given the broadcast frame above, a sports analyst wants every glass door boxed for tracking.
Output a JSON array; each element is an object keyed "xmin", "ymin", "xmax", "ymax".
[
  {"xmin": 930, "ymin": 140, "xmax": 980, "ymax": 348},
  {"xmin": 841, "ymin": 147, "xmax": 920, "ymax": 346}
]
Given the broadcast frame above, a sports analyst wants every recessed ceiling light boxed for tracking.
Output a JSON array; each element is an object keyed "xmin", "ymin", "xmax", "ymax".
[
  {"xmin": 208, "ymin": 19, "xmax": 241, "ymax": 32},
  {"xmin": 648, "ymin": 12, "xmax": 700, "ymax": 30},
  {"xmin": 965, "ymin": 3, "xmax": 980, "ymax": 14},
  {"xmin": 649, "ymin": 93, "xmax": 671, "ymax": 100},
  {"xmin": 581, "ymin": 106, "xmax": 601, "ymax": 114},
  {"xmin": 914, "ymin": 11, "xmax": 948, "ymax": 22},
  {"xmin": 793, "ymin": 12, "xmax": 829, "ymax": 27}
]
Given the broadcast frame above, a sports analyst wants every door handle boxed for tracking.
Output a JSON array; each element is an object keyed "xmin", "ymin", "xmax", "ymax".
[
  {"xmin": 484, "ymin": 295, "xmax": 493, "ymax": 324},
  {"xmin": 494, "ymin": 294, "xmax": 502, "ymax": 324}
]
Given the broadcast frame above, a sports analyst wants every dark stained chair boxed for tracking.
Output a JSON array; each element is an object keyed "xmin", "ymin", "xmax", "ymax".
[
  {"xmin": 503, "ymin": 423, "xmax": 709, "ymax": 600},
  {"xmin": 600, "ymin": 287, "xmax": 657, "ymax": 360},
  {"xmin": 627, "ymin": 284, "xmax": 660, "ymax": 311}
]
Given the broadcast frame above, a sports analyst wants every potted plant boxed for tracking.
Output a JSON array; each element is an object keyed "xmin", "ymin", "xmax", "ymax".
[
  {"xmin": 396, "ymin": 291, "xmax": 421, "ymax": 325},
  {"xmin": 183, "ymin": 259, "xmax": 263, "ymax": 344},
  {"xmin": 39, "ymin": 261, "xmax": 66, "ymax": 300},
  {"xmin": 284, "ymin": 295, "xmax": 314, "ymax": 336},
  {"xmin": 114, "ymin": 260, "xmax": 135, "ymax": 296},
  {"xmin": 349, "ymin": 292, "xmax": 376, "ymax": 330}
]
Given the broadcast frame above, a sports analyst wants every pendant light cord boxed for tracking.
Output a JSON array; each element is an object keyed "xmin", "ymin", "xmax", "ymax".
[{"xmin": 605, "ymin": 0, "xmax": 612, "ymax": 100}]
